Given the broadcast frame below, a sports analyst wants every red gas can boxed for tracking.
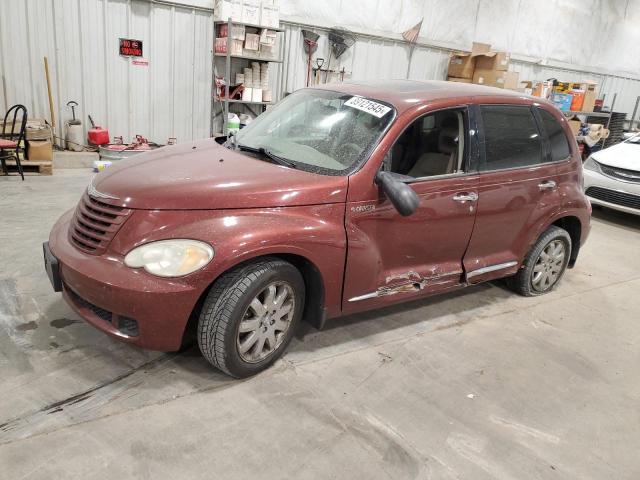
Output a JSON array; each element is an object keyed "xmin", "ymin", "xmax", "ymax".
[{"xmin": 87, "ymin": 115, "xmax": 110, "ymax": 146}]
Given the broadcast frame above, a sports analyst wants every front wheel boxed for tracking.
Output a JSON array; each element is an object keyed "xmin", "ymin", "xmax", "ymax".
[
  {"xmin": 197, "ymin": 257, "xmax": 305, "ymax": 378},
  {"xmin": 506, "ymin": 225, "xmax": 572, "ymax": 297}
]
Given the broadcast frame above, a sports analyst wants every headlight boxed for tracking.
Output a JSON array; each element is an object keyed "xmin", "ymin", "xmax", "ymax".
[
  {"xmin": 583, "ymin": 156, "xmax": 600, "ymax": 172},
  {"xmin": 124, "ymin": 239, "xmax": 214, "ymax": 277}
]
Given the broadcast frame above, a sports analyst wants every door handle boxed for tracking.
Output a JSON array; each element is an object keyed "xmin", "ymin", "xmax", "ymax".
[
  {"xmin": 538, "ymin": 180, "xmax": 557, "ymax": 191},
  {"xmin": 452, "ymin": 192, "xmax": 478, "ymax": 202}
]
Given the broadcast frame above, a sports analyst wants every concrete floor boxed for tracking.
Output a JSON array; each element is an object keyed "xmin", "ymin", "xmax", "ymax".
[{"xmin": 1, "ymin": 169, "xmax": 639, "ymax": 479}]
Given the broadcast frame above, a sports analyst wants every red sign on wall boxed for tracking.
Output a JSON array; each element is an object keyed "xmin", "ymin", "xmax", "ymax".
[{"xmin": 119, "ymin": 38, "xmax": 143, "ymax": 57}]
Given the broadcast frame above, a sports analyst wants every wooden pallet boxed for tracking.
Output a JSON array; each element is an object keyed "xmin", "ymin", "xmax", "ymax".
[{"xmin": 2, "ymin": 160, "xmax": 52, "ymax": 175}]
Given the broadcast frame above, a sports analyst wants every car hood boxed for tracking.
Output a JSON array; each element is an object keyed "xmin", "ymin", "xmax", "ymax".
[
  {"xmin": 91, "ymin": 139, "xmax": 348, "ymax": 210},
  {"xmin": 592, "ymin": 142, "xmax": 640, "ymax": 171}
]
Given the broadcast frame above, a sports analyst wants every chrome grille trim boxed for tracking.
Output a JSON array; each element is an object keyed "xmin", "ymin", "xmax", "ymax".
[
  {"xmin": 69, "ymin": 192, "xmax": 131, "ymax": 254},
  {"xmin": 599, "ymin": 163, "xmax": 640, "ymax": 184}
]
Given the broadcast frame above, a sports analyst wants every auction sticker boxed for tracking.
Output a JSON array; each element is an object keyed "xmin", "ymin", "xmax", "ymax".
[{"xmin": 344, "ymin": 96, "xmax": 391, "ymax": 118}]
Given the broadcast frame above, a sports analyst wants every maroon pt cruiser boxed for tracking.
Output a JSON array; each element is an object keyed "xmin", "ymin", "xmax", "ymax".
[{"xmin": 44, "ymin": 81, "xmax": 591, "ymax": 377}]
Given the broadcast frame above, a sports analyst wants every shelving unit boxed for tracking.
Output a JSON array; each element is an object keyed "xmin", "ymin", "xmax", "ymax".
[
  {"xmin": 210, "ymin": 18, "xmax": 285, "ymax": 137},
  {"xmin": 214, "ymin": 53, "xmax": 284, "ymax": 63},
  {"xmin": 214, "ymin": 97, "xmax": 274, "ymax": 106},
  {"xmin": 563, "ymin": 110, "xmax": 611, "ymax": 118},
  {"xmin": 563, "ymin": 93, "xmax": 618, "ymax": 148}
]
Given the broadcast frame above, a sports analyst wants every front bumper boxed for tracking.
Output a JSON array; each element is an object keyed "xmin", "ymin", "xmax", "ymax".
[
  {"xmin": 48, "ymin": 210, "xmax": 203, "ymax": 351},
  {"xmin": 583, "ymin": 167, "xmax": 640, "ymax": 216}
]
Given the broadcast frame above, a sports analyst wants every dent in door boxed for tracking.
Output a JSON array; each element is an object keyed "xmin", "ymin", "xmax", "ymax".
[{"xmin": 348, "ymin": 269, "xmax": 455, "ymax": 302}]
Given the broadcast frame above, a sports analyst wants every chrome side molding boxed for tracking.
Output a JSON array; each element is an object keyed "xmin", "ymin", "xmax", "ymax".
[{"xmin": 466, "ymin": 261, "xmax": 518, "ymax": 279}]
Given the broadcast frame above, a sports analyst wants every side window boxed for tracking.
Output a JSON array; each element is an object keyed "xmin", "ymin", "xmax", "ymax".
[
  {"xmin": 538, "ymin": 109, "xmax": 571, "ymax": 161},
  {"xmin": 479, "ymin": 105, "xmax": 543, "ymax": 171},
  {"xmin": 388, "ymin": 109, "xmax": 465, "ymax": 179}
]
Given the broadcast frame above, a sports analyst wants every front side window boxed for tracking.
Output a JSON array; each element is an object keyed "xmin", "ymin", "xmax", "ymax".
[
  {"xmin": 235, "ymin": 89, "xmax": 394, "ymax": 175},
  {"xmin": 480, "ymin": 105, "xmax": 543, "ymax": 171},
  {"xmin": 538, "ymin": 108, "xmax": 571, "ymax": 161},
  {"xmin": 387, "ymin": 109, "xmax": 466, "ymax": 179}
]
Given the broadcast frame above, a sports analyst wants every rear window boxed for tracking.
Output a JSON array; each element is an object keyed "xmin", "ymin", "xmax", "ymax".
[
  {"xmin": 538, "ymin": 109, "xmax": 571, "ymax": 161},
  {"xmin": 480, "ymin": 105, "xmax": 543, "ymax": 171}
]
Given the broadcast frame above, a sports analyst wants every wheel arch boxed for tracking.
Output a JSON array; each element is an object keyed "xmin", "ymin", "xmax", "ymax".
[
  {"xmin": 551, "ymin": 215, "xmax": 582, "ymax": 267},
  {"xmin": 181, "ymin": 252, "xmax": 327, "ymax": 348}
]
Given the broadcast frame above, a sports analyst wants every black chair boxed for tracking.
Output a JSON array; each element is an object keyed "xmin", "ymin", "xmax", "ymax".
[{"xmin": 0, "ymin": 104, "xmax": 28, "ymax": 180}]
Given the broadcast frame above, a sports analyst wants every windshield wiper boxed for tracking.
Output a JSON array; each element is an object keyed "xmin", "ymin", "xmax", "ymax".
[{"xmin": 237, "ymin": 144, "xmax": 297, "ymax": 169}]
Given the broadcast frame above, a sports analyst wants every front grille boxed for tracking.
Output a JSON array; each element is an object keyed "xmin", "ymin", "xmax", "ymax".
[
  {"xmin": 599, "ymin": 164, "xmax": 640, "ymax": 184},
  {"xmin": 66, "ymin": 288, "xmax": 113, "ymax": 323},
  {"xmin": 586, "ymin": 186, "xmax": 640, "ymax": 210},
  {"xmin": 69, "ymin": 192, "xmax": 131, "ymax": 254}
]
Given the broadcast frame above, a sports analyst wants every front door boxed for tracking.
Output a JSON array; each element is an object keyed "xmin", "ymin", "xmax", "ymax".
[{"xmin": 343, "ymin": 107, "xmax": 478, "ymax": 314}]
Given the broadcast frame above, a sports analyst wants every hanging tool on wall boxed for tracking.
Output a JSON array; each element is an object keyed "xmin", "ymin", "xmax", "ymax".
[
  {"xmin": 301, "ymin": 30, "xmax": 319, "ymax": 87},
  {"xmin": 313, "ymin": 58, "xmax": 325, "ymax": 84},
  {"xmin": 402, "ymin": 18, "xmax": 423, "ymax": 79},
  {"xmin": 326, "ymin": 28, "xmax": 355, "ymax": 83}
]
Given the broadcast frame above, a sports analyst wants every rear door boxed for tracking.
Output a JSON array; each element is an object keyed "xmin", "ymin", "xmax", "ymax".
[{"xmin": 463, "ymin": 104, "xmax": 561, "ymax": 283}]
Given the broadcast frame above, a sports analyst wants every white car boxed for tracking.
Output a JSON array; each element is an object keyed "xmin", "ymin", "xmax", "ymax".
[{"xmin": 583, "ymin": 132, "xmax": 640, "ymax": 216}]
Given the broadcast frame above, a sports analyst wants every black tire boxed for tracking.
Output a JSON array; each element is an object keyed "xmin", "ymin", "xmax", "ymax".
[
  {"xmin": 506, "ymin": 225, "xmax": 572, "ymax": 297},
  {"xmin": 197, "ymin": 257, "xmax": 305, "ymax": 378}
]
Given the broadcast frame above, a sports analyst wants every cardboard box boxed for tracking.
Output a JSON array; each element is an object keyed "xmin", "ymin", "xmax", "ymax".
[
  {"xmin": 471, "ymin": 42, "xmax": 491, "ymax": 56},
  {"xmin": 217, "ymin": 23, "xmax": 245, "ymax": 40},
  {"xmin": 503, "ymin": 71, "xmax": 519, "ymax": 89},
  {"xmin": 213, "ymin": 0, "xmax": 242, "ymax": 21},
  {"xmin": 551, "ymin": 92, "xmax": 573, "ymax": 111},
  {"xmin": 447, "ymin": 76, "xmax": 472, "ymax": 83},
  {"xmin": 447, "ymin": 53, "xmax": 475, "ymax": 79},
  {"xmin": 570, "ymin": 90, "xmax": 585, "ymax": 111},
  {"xmin": 532, "ymin": 81, "xmax": 554, "ymax": 99},
  {"xmin": 27, "ymin": 140, "xmax": 53, "ymax": 161},
  {"xmin": 447, "ymin": 42, "xmax": 492, "ymax": 79},
  {"xmin": 244, "ymin": 33, "xmax": 260, "ymax": 50},
  {"xmin": 251, "ymin": 88, "xmax": 263, "ymax": 102},
  {"xmin": 518, "ymin": 81, "xmax": 533, "ymax": 96},
  {"xmin": 215, "ymin": 37, "xmax": 243, "ymax": 55},
  {"xmin": 242, "ymin": 1, "xmax": 261, "ymax": 24},
  {"xmin": 580, "ymin": 82, "xmax": 598, "ymax": 112},
  {"xmin": 473, "ymin": 69, "xmax": 519, "ymax": 89},
  {"xmin": 474, "ymin": 51, "xmax": 510, "ymax": 71},
  {"xmin": 261, "ymin": 5, "xmax": 280, "ymax": 28}
]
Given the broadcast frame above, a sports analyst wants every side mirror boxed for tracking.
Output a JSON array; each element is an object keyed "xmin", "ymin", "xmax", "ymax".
[{"xmin": 375, "ymin": 171, "xmax": 420, "ymax": 216}]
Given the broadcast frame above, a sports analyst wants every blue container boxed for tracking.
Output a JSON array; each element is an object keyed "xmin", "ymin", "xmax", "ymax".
[{"xmin": 551, "ymin": 93, "xmax": 573, "ymax": 111}]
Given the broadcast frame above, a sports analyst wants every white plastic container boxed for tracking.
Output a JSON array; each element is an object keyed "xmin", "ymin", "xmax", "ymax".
[
  {"xmin": 252, "ymin": 88, "xmax": 263, "ymax": 102},
  {"xmin": 242, "ymin": 87, "xmax": 253, "ymax": 101},
  {"xmin": 227, "ymin": 113, "xmax": 240, "ymax": 133},
  {"xmin": 65, "ymin": 122, "xmax": 84, "ymax": 152}
]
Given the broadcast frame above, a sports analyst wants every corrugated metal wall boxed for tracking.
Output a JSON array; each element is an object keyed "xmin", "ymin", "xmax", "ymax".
[
  {"xmin": 0, "ymin": 0, "xmax": 212, "ymax": 144},
  {"xmin": 279, "ymin": 22, "xmax": 640, "ymax": 116},
  {"xmin": 2, "ymin": 0, "xmax": 640, "ymax": 145}
]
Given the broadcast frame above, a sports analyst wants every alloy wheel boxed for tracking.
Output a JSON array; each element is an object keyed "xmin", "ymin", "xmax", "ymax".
[
  {"xmin": 531, "ymin": 240, "xmax": 566, "ymax": 292},
  {"xmin": 236, "ymin": 282, "xmax": 296, "ymax": 363}
]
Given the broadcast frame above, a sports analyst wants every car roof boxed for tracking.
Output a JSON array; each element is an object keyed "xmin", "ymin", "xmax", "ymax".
[{"xmin": 316, "ymin": 79, "xmax": 539, "ymax": 114}]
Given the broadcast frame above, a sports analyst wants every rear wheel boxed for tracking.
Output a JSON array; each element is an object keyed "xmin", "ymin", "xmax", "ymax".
[
  {"xmin": 507, "ymin": 226, "xmax": 571, "ymax": 297},
  {"xmin": 197, "ymin": 257, "xmax": 305, "ymax": 378}
]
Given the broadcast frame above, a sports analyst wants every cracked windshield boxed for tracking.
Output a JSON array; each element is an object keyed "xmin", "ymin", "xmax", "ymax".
[{"xmin": 235, "ymin": 89, "xmax": 394, "ymax": 174}]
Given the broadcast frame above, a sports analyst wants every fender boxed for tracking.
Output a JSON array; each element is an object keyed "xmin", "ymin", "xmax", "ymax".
[{"xmin": 109, "ymin": 204, "xmax": 347, "ymax": 319}]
